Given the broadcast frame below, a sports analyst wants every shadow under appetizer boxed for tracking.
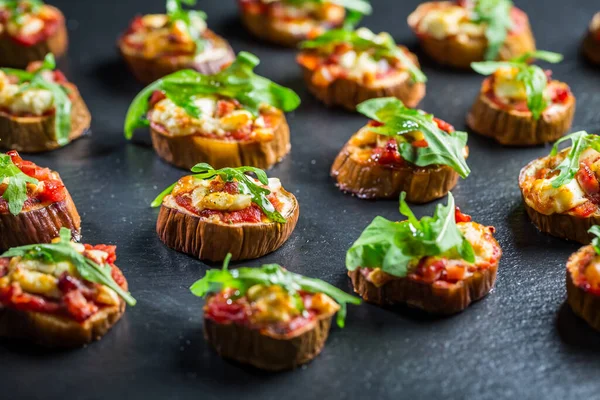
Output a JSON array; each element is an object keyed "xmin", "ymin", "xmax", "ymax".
[
  {"xmin": 0, "ymin": 228, "xmax": 136, "ymax": 347},
  {"xmin": 566, "ymin": 226, "xmax": 600, "ymax": 332},
  {"xmin": 238, "ymin": 0, "xmax": 371, "ymax": 47},
  {"xmin": 297, "ymin": 25, "xmax": 426, "ymax": 111},
  {"xmin": 331, "ymin": 97, "xmax": 470, "ymax": 203},
  {"xmin": 0, "ymin": 54, "xmax": 91, "ymax": 153},
  {"xmin": 0, "ymin": 150, "xmax": 80, "ymax": 251},
  {"xmin": 408, "ymin": 0, "xmax": 536, "ymax": 69},
  {"xmin": 0, "ymin": 0, "xmax": 67, "ymax": 68},
  {"xmin": 468, "ymin": 51, "xmax": 575, "ymax": 146},
  {"xmin": 125, "ymin": 52, "xmax": 300, "ymax": 170},
  {"xmin": 346, "ymin": 192, "xmax": 501, "ymax": 314},
  {"xmin": 152, "ymin": 164, "xmax": 299, "ymax": 262},
  {"xmin": 192, "ymin": 254, "xmax": 360, "ymax": 371},
  {"xmin": 583, "ymin": 12, "xmax": 600, "ymax": 65},
  {"xmin": 119, "ymin": 0, "xmax": 235, "ymax": 84},
  {"xmin": 519, "ymin": 131, "xmax": 600, "ymax": 244}
]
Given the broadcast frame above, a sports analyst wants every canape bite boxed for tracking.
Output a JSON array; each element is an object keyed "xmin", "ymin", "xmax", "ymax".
[
  {"xmin": 152, "ymin": 164, "xmax": 299, "ymax": 261},
  {"xmin": 347, "ymin": 192, "xmax": 501, "ymax": 314},
  {"xmin": 238, "ymin": 0, "xmax": 371, "ymax": 47},
  {"xmin": 125, "ymin": 52, "xmax": 300, "ymax": 170},
  {"xmin": 119, "ymin": 0, "xmax": 235, "ymax": 83},
  {"xmin": 0, "ymin": 54, "xmax": 91, "ymax": 152},
  {"xmin": 519, "ymin": 131, "xmax": 600, "ymax": 243},
  {"xmin": 468, "ymin": 51, "xmax": 575, "ymax": 146},
  {"xmin": 0, "ymin": 150, "xmax": 80, "ymax": 251},
  {"xmin": 192, "ymin": 254, "xmax": 360, "ymax": 370},
  {"xmin": 0, "ymin": 228, "xmax": 136, "ymax": 347},
  {"xmin": 583, "ymin": 12, "xmax": 600, "ymax": 65},
  {"xmin": 408, "ymin": 0, "xmax": 536, "ymax": 68},
  {"xmin": 331, "ymin": 97, "xmax": 469, "ymax": 202},
  {"xmin": 0, "ymin": 1, "xmax": 68, "ymax": 68},
  {"xmin": 297, "ymin": 27, "xmax": 426, "ymax": 110}
]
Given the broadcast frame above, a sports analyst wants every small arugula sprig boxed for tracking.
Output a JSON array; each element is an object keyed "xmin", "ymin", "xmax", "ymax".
[
  {"xmin": 346, "ymin": 192, "xmax": 475, "ymax": 277},
  {"xmin": 469, "ymin": 0, "xmax": 514, "ymax": 61},
  {"xmin": 590, "ymin": 226, "xmax": 600, "ymax": 255},
  {"xmin": 548, "ymin": 131, "xmax": 600, "ymax": 189},
  {"xmin": 0, "ymin": 153, "xmax": 38, "ymax": 215},
  {"xmin": 357, "ymin": 97, "xmax": 470, "ymax": 178},
  {"xmin": 166, "ymin": 0, "xmax": 207, "ymax": 54},
  {"xmin": 1, "ymin": 53, "xmax": 72, "ymax": 145},
  {"xmin": 152, "ymin": 163, "xmax": 287, "ymax": 223},
  {"xmin": 191, "ymin": 253, "xmax": 361, "ymax": 328},
  {"xmin": 124, "ymin": 52, "xmax": 300, "ymax": 139},
  {"xmin": 0, "ymin": 0, "xmax": 44, "ymax": 24},
  {"xmin": 300, "ymin": 27, "xmax": 426, "ymax": 83},
  {"xmin": 1, "ymin": 228, "xmax": 136, "ymax": 306},
  {"xmin": 471, "ymin": 50, "xmax": 564, "ymax": 120}
]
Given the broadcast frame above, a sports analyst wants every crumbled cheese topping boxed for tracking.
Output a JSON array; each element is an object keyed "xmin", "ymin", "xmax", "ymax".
[
  {"xmin": 414, "ymin": 3, "xmax": 485, "ymax": 40},
  {"xmin": 0, "ymin": 71, "xmax": 54, "ymax": 116}
]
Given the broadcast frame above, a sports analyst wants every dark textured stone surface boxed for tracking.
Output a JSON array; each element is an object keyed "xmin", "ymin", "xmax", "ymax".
[{"xmin": 1, "ymin": 0, "xmax": 599, "ymax": 399}]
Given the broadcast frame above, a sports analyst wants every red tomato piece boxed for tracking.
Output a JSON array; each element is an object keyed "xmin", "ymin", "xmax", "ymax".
[
  {"xmin": 64, "ymin": 290, "xmax": 99, "ymax": 322},
  {"xmin": 455, "ymin": 207, "xmax": 472, "ymax": 223}
]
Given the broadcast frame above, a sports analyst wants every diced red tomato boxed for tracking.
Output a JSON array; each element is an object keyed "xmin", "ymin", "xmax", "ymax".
[
  {"xmin": 571, "ymin": 201, "xmax": 598, "ymax": 218},
  {"xmin": 205, "ymin": 291, "xmax": 250, "ymax": 324},
  {"xmin": 445, "ymin": 264, "xmax": 468, "ymax": 282},
  {"xmin": 0, "ymin": 284, "xmax": 61, "ymax": 314},
  {"xmin": 412, "ymin": 139, "xmax": 428, "ymax": 148},
  {"xmin": 368, "ymin": 120, "xmax": 384, "ymax": 128},
  {"xmin": 149, "ymin": 91, "xmax": 167, "ymax": 108},
  {"xmin": 216, "ymin": 100, "xmax": 236, "ymax": 118},
  {"xmin": 455, "ymin": 207, "xmax": 472, "ymax": 223},
  {"xmin": 576, "ymin": 161, "xmax": 600, "ymax": 197},
  {"xmin": 415, "ymin": 259, "xmax": 447, "ymax": 283},
  {"xmin": 37, "ymin": 179, "xmax": 66, "ymax": 203},
  {"xmin": 552, "ymin": 87, "xmax": 571, "ymax": 104},
  {"xmin": 84, "ymin": 244, "xmax": 118, "ymax": 265},
  {"xmin": 373, "ymin": 139, "xmax": 403, "ymax": 166},
  {"xmin": 433, "ymin": 117, "xmax": 454, "ymax": 133},
  {"xmin": 63, "ymin": 290, "xmax": 98, "ymax": 322}
]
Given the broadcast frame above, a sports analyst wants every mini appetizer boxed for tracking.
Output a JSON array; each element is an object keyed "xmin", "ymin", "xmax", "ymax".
[
  {"xmin": 519, "ymin": 131, "xmax": 600, "ymax": 243},
  {"xmin": 125, "ymin": 52, "xmax": 300, "ymax": 170},
  {"xmin": 238, "ymin": 0, "xmax": 371, "ymax": 47},
  {"xmin": 192, "ymin": 254, "xmax": 360, "ymax": 370},
  {"xmin": 583, "ymin": 12, "xmax": 600, "ymax": 65},
  {"xmin": 331, "ymin": 97, "xmax": 470, "ymax": 203},
  {"xmin": 347, "ymin": 192, "xmax": 501, "ymax": 314},
  {"xmin": 468, "ymin": 51, "xmax": 575, "ymax": 146},
  {"xmin": 297, "ymin": 26, "xmax": 427, "ymax": 111},
  {"xmin": 152, "ymin": 164, "xmax": 299, "ymax": 262},
  {"xmin": 0, "ymin": 54, "xmax": 91, "ymax": 153},
  {"xmin": 0, "ymin": 228, "xmax": 136, "ymax": 347},
  {"xmin": 0, "ymin": 150, "xmax": 80, "ymax": 251},
  {"xmin": 119, "ymin": 0, "xmax": 235, "ymax": 84},
  {"xmin": 408, "ymin": 0, "xmax": 536, "ymax": 69},
  {"xmin": 0, "ymin": 1, "xmax": 68, "ymax": 68},
  {"xmin": 566, "ymin": 226, "xmax": 600, "ymax": 331}
]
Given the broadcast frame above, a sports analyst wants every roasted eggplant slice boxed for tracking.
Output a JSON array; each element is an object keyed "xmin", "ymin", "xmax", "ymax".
[
  {"xmin": 152, "ymin": 164, "xmax": 299, "ymax": 262},
  {"xmin": 407, "ymin": 1, "xmax": 536, "ymax": 69},
  {"xmin": 0, "ymin": 228, "xmax": 136, "ymax": 347},
  {"xmin": 191, "ymin": 255, "xmax": 360, "ymax": 370},
  {"xmin": 346, "ymin": 192, "xmax": 501, "ymax": 314}
]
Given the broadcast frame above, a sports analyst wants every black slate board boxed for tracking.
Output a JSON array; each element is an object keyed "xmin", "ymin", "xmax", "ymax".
[{"xmin": 1, "ymin": 0, "xmax": 600, "ymax": 399}]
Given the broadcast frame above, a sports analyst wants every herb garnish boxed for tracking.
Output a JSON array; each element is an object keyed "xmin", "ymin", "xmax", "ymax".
[
  {"xmin": 548, "ymin": 131, "xmax": 600, "ymax": 189},
  {"xmin": 151, "ymin": 163, "xmax": 287, "ymax": 223},
  {"xmin": 1, "ymin": 53, "xmax": 72, "ymax": 145},
  {"xmin": 0, "ymin": 0, "xmax": 44, "ymax": 24},
  {"xmin": 356, "ymin": 97, "xmax": 470, "ymax": 178},
  {"xmin": 469, "ymin": 0, "xmax": 514, "ymax": 61},
  {"xmin": 300, "ymin": 27, "xmax": 427, "ymax": 83},
  {"xmin": 190, "ymin": 253, "xmax": 361, "ymax": 328},
  {"xmin": 346, "ymin": 192, "xmax": 475, "ymax": 277},
  {"xmin": 1, "ymin": 228, "xmax": 136, "ymax": 306},
  {"xmin": 0, "ymin": 153, "xmax": 38, "ymax": 215},
  {"xmin": 471, "ymin": 50, "xmax": 564, "ymax": 120},
  {"xmin": 165, "ymin": 0, "xmax": 207, "ymax": 54},
  {"xmin": 124, "ymin": 52, "xmax": 300, "ymax": 139},
  {"xmin": 589, "ymin": 226, "xmax": 600, "ymax": 255}
]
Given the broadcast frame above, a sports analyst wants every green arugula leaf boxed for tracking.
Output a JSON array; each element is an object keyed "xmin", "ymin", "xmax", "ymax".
[
  {"xmin": 0, "ymin": 153, "xmax": 38, "ymax": 215},
  {"xmin": 356, "ymin": 97, "xmax": 470, "ymax": 178},
  {"xmin": 1, "ymin": 227, "xmax": 136, "ymax": 306},
  {"xmin": 0, "ymin": 53, "xmax": 72, "ymax": 145},
  {"xmin": 346, "ymin": 192, "xmax": 475, "ymax": 278},
  {"xmin": 124, "ymin": 52, "xmax": 300, "ymax": 139},
  {"xmin": 166, "ymin": 0, "xmax": 207, "ymax": 54},
  {"xmin": 470, "ymin": 0, "xmax": 513, "ymax": 61},
  {"xmin": 151, "ymin": 163, "xmax": 286, "ymax": 223},
  {"xmin": 549, "ymin": 131, "xmax": 600, "ymax": 188},
  {"xmin": 190, "ymin": 253, "xmax": 361, "ymax": 328},
  {"xmin": 471, "ymin": 50, "xmax": 564, "ymax": 120},
  {"xmin": 300, "ymin": 27, "xmax": 426, "ymax": 83},
  {"xmin": 589, "ymin": 226, "xmax": 600, "ymax": 255}
]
